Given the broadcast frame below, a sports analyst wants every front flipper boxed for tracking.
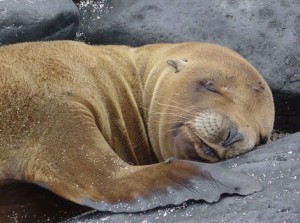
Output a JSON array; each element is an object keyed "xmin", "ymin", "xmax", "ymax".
[
  {"xmin": 80, "ymin": 159, "xmax": 262, "ymax": 212},
  {"xmin": 22, "ymin": 102, "xmax": 261, "ymax": 213}
]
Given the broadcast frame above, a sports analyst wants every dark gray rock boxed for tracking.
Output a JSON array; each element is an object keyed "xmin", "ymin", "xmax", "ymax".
[
  {"xmin": 66, "ymin": 132, "xmax": 300, "ymax": 223},
  {"xmin": 74, "ymin": 0, "xmax": 111, "ymax": 42},
  {"xmin": 75, "ymin": 0, "xmax": 300, "ymax": 132},
  {"xmin": 0, "ymin": 0, "xmax": 79, "ymax": 45}
]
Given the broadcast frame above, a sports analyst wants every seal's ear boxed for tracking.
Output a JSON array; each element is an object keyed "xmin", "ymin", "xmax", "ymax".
[{"xmin": 167, "ymin": 59, "xmax": 188, "ymax": 73}]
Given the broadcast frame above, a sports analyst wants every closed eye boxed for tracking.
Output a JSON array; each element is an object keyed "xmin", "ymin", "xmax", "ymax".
[{"xmin": 196, "ymin": 80, "xmax": 220, "ymax": 94}]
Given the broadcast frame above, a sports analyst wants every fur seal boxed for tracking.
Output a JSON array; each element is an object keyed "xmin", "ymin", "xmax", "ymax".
[{"xmin": 0, "ymin": 41, "xmax": 274, "ymax": 213}]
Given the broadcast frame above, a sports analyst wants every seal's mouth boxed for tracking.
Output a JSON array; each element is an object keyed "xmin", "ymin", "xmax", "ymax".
[
  {"xmin": 187, "ymin": 125, "xmax": 220, "ymax": 162},
  {"xmin": 194, "ymin": 134, "xmax": 218, "ymax": 157},
  {"xmin": 172, "ymin": 123, "xmax": 220, "ymax": 162}
]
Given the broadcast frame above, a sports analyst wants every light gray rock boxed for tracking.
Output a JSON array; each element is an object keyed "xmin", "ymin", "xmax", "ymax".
[
  {"xmin": 0, "ymin": 0, "xmax": 79, "ymax": 45},
  {"xmin": 75, "ymin": 0, "xmax": 300, "ymax": 132},
  {"xmin": 65, "ymin": 132, "xmax": 300, "ymax": 223}
]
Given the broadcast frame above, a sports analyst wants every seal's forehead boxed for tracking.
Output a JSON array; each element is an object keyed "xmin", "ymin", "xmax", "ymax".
[
  {"xmin": 182, "ymin": 60, "xmax": 262, "ymax": 86},
  {"xmin": 177, "ymin": 61, "xmax": 272, "ymax": 107},
  {"xmin": 183, "ymin": 53, "xmax": 267, "ymax": 92},
  {"xmin": 184, "ymin": 44, "xmax": 257, "ymax": 76}
]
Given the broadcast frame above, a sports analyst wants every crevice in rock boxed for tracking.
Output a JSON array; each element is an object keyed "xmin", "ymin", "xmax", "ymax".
[{"xmin": 272, "ymin": 91, "xmax": 300, "ymax": 134}]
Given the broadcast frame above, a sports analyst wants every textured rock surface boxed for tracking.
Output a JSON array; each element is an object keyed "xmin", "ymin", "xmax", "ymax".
[
  {"xmin": 74, "ymin": 0, "xmax": 300, "ymax": 94},
  {"xmin": 75, "ymin": 0, "xmax": 300, "ymax": 132},
  {"xmin": 0, "ymin": 0, "xmax": 79, "ymax": 45},
  {"xmin": 66, "ymin": 132, "xmax": 300, "ymax": 223}
]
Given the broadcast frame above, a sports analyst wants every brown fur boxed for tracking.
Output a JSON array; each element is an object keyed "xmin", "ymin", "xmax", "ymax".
[{"xmin": 0, "ymin": 41, "xmax": 274, "ymax": 216}]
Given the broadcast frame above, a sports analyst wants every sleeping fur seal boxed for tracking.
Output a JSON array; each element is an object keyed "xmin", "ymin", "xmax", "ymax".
[{"xmin": 0, "ymin": 41, "xmax": 274, "ymax": 212}]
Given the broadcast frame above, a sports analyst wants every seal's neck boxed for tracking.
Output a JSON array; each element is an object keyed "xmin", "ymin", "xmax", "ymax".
[
  {"xmin": 133, "ymin": 44, "xmax": 174, "ymax": 123},
  {"xmin": 90, "ymin": 44, "xmax": 177, "ymax": 164},
  {"xmin": 133, "ymin": 44, "xmax": 181, "ymax": 161},
  {"xmin": 89, "ymin": 45, "xmax": 158, "ymax": 164}
]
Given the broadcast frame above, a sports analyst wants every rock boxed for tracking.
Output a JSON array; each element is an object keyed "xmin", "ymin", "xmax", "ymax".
[
  {"xmin": 0, "ymin": 0, "xmax": 79, "ymax": 45},
  {"xmin": 75, "ymin": 0, "xmax": 300, "ymax": 132},
  {"xmin": 65, "ymin": 132, "xmax": 300, "ymax": 223},
  {"xmin": 74, "ymin": 0, "xmax": 111, "ymax": 42}
]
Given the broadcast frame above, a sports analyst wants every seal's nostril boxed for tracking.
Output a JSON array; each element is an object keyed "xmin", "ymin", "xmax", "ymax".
[{"xmin": 222, "ymin": 128, "xmax": 244, "ymax": 147}]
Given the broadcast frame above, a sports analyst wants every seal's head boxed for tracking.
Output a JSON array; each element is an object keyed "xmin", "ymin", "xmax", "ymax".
[{"xmin": 147, "ymin": 43, "xmax": 274, "ymax": 162}]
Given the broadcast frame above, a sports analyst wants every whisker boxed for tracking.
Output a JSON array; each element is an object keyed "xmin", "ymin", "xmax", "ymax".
[
  {"xmin": 167, "ymin": 125, "xmax": 183, "ymax": 133},
  {"xmin": 155, "ymin": 94, "xmax": 195, "ymax": 112},
  {"xmin": 147, "ymin": 119, "xmax": 187, "ymax": 129},
  {"xmin": 140, "ymin": 105, "xmax": 189, "ymax": 118},
  {"xmin": 139, "ymin": 102, "xmax": 194, "ymax": 120},
  {"xmin": 153, "ymin": 101, "xmax": 194, "ymax": 116},
  {"xmin": 142, "ymin": 90, "xmax": 196, "ymax": 115},
  {"xmin": 148, "ymin": 112, "xmax": 189, "ymax": 120}
]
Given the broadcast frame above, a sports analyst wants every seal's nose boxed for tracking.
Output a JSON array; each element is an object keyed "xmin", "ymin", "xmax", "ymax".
[{"xmin": 222, "ymin": 128, "xmax": 244, "ymax": 147}]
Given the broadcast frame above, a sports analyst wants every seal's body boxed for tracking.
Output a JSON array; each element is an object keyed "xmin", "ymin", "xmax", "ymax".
[{"xmin": 0, "ymin": 41, "xmax": 274, "ymax": 212}]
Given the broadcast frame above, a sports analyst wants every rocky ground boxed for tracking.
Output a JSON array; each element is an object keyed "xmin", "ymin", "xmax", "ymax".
[{"xmin": 66, "ymin": 132, "xmax": 300, "ymax": 223}]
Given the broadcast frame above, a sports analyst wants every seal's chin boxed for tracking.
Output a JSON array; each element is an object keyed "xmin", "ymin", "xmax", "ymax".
[
  {"xmin": 172, "ymin": 123, "xmax": 220, "ymax": 162},
  {"xmin": 194, "ymin": 134, "xmax": 219, "ymax": 158},
  {"xmin": 190, "ymin": 129, "xmax": 220, "ymax": 162}
]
